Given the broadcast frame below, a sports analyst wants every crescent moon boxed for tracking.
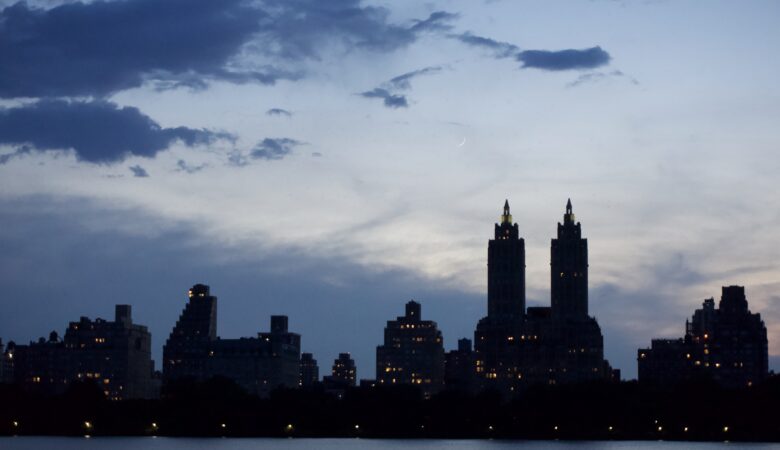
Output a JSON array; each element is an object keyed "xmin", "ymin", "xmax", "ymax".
[{"xmin": 458, "ymin": 137, "xmax": 466, "ymax": 147}]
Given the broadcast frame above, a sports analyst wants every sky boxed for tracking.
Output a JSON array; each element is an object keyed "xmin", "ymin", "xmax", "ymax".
[{"xmin": 1, "ymin": 0, "xmax": 779, "ymax": 380}]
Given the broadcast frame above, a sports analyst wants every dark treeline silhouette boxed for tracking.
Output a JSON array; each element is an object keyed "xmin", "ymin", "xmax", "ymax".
[{"xmin": 2, "ymin": 374, "xmax": 779, "ymax": 440}]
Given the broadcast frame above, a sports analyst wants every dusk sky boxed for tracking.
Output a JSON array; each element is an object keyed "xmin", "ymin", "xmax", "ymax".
[{"xmin": 1, "ymin": 0, "xmax": 779, "ymax": 380}]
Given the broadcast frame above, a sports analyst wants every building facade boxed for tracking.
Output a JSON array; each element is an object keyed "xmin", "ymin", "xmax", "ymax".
[
  {"xmin": 444, "ymin": 338, "xmax": 477, "ymax": 394},
  {"xmin": 376, "ymin": 301, "xmax": 445, "ymax": 397},
  {"xmin": 9, "ymin": 305, "xmax": 156, "ymax": 399},
  {"xmin": 299, "ymin": 352, "xmax": 319, "ymax": 387},
  {"xmin": 638, "ymin": 286, "xmax": 768, "ymax": 388},
  {"xmin": 474, "ymin": 200, "xmax": 613, "ymax": 394},
  {"xmin": 163, "ymin": 284, "xmax": 301, "ymax": 397}
]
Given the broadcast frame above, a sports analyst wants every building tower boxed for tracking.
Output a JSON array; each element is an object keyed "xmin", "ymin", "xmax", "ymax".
[
  {"xmin": 376, "ymin": 300, "xmax": 445, "ymax": 397},
  {"xmin": 487, "ymin": 200, "xmax": 526, "ymax": 320},
  {"xmin": 163, "ymin": 284, "xmax": 218, "ymax": 381},
  {"xmin": 551, "ymin": 199, "xmax": 588, "ymax": 321},
  {"xmin": 299, "ymin": 353, "xmax": 320, "ymax": 387}
]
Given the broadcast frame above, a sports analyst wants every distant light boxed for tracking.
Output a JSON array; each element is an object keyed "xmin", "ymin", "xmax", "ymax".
[
  {"xmin": 608, "ymin": 426, "xmax": 613, "ymax": 431},
  {"xmin": 554, "ymin": 426, "xmax": 558, "ymax": 431},
  {"xmin": 220, "ymin": 423, "xmax": 227, "ymax": 429},
  {"xmin": 285, "ymin": 424, "xmax": 294, "ymax": 433},
  {"xmin": 354, "ymin": 425, "xmax": 360, "ymax": 430},
  {"xmin": 684, "ymin": 427, "xmax": 689, "ymax": 432},
  {"xmin": 151, "ymin": 422, "xmax": 158, "ymax": 429},
  {"xmin": 723, "ymin": 426, "xmax": 729, "ymax": 433},
  {"xmin": 488, "ymin": 425, "xmax": 494, "ymax": 431},
  {"xmin": 657, "ymin": 426, "xmax": 663, "ymax": 432},
  {"xmin": 12, "ymin": 421, "xmax": 19, "ymax": 427},
  {"xmin": 84, "ymin": 421, "xmax": 93, "ymax": 429}
]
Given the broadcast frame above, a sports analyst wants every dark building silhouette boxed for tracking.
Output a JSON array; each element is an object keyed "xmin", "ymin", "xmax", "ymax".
[
  {"xmin": 474, "ymin": 200, "xmax": 613, "ymax": 393},
  {"xmin": 444, "ymin": 338, "xmax": 477, "ymax": 394},
  {"xmin": 324, "ymin": 352, "xmax": 356, "ymax": 387},
  {"xmin": 376, "ymin": 300, "xmax": 445, "ymax": 397},
  {"xmin": 299, "ymin": 352, "xmax": 319, "ymax": 387},
  {"xmin": 323, "ymin": 353, "xmax": 356, "ymax": 398},
  {"xmin": 163, "ymin": 284, "xmax": 301, "ymax": 397},
  {"xmin": 0, "ymin": 339, "xmax": 14, "ymax": 383},
  {"xmin": 639, "ymin": 286, "xmax": 768, "ymax": 388},
  {"xmin": 8, "ymin": 305, "xmax": 156, "ymax": 399}
]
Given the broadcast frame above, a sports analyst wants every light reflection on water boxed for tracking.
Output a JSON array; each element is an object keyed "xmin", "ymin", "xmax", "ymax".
[{"xmin": 0, "ymin": 438, "xmax": 779, "ymax": 450}]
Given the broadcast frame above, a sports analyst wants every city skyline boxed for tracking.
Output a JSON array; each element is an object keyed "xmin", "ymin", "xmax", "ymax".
[
  {"xmin": 1, "ymin": 199, "xmax": 774, "ymax": 382},
  {"xmin": 1, "ymin": 0, "xmax": 779, "ymax": 381}
]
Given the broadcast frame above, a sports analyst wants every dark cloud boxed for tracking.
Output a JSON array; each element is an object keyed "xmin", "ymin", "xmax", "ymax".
[
  {"xmin": 260, "ymin": 4, "xmax": 457, "ymax": 60},
  {"xmin": 128, "ymin": 165, "xmax": 149, "ymax": 178},
  {"xmin": 567, "ymin": 70, "xmax": 639, "ymax": 87},
  {"xmin": 388, "ymin": 66, "xmax": 443, "ymax": 90},
  {"xmin": 359, "ymin": 88, "xmax": 408, "ymax": 108},
  {"xmin": 176, "ymin": 159, "xmax": 207, "ymax": 174},
  {"xmin": 0, "ymin": 0, "xmax": 293, "ymax": 98},
  {"xmin": 311, "ymin": 152, "xmax": 323, "ymax": 158},
  {"xmin": 517, "ymin": 46, "xmax": 611, "ymax": 71},
  {"xmin": 409, "ymin": 11, "xmax": 459, "ymax": 33},
  {"xmin": 251, "ymin": 137, "xmax": 302, "ymax": 160},
  {"xmin": 0, "ymin": 99, "xmax": 230, "ymax": 164},
  {"xmin": 359, "ymin": 65, "xmax": 442, "ymax": 109},
  {"xmin": 266, "ymin": 108, "xmax": 293, "ymax": 117},
  {"xmin": 450, "ymin": 32, "xmax": 519, "ymax": 58},
  {"xmin": 0, "ymin": 0, "xmax": 453, "ymax": 98}
]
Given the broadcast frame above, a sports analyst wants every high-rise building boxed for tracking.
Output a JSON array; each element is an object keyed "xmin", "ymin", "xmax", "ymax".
[
  {"xmin": 376, "ymin": 301, "xmax": 445, "ymax": 398},
  {"xmin": 444, "ymin": 338, "xmax": 477, "ymax": 394},
  {"xmin": 474, "ymin": 200, "xmax": 612, "ymax": 394},
  {"xmin": 327, "ymin": 353, "xmax": 356, "ymax": 387},
  {"xmin": 163, "ymin": 284, "xmax": 301, "ymax": 397},
  {"xmin": 551, "ymin": 199, "xmax": 588, "ymax": 321},
  {"xmin": 639, "ymin": 286, "xmax": 768, "ymax": 388},
  {"xmin": 9, "ymin": 305, "xmax": 156, "ymax": 399},
  {"xmin": 488, "ymin": 200, "xmax": 526, "ymax": 320},
  {"xmin": 299, "ymin": 352, "xmax": 319, "ymax": 387}
]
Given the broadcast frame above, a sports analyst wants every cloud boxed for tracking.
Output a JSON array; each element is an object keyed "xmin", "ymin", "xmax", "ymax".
[
  {"xmin": 567, "ymin": 70, "xmax": 639, "ymax": 87},
  {"xmin": 359, "ymin": 88, "xmax": 409, "ymax": 108},
  {"xmin": 517, "ymin": 46, "xmax": 611, "ymax": 71},
  {"xmin": 251, "ymin": 138, "xmax": 302, "ymax": 160},
  {"xmin": 260, "ymin": 5, "xmax": 457, "ymax": 60},
  {"xmin": 176, "ymin": 159, "xmax": 207, "ymax": 174},
  {"xmin": 266, "ymin": 108, "xmax": 292, "ymax": 117},
  {"xmin": 388, "ymin": 66, "xmax": 443, "ymax": 90},
  {"xmin": 129, "ymin": 165, "xmax": 149, "ymax": 178},
  {"xmin": 0, "ymin": 0, "xmax": 453, "ymax": 98},
  {"xmin": 0, "ymin": 0, "xmax": 294, "ymax": 98},
  {"xmin": 359, "ymin": 65, "xmax": 442, "ymax": 109},
  {"xmin": 450, "ymin": 32, "xmax": 519, "ymax": 58},
  {"xmin": 0, "ymin": 99, "xmax": 231, "ymax": 164}
]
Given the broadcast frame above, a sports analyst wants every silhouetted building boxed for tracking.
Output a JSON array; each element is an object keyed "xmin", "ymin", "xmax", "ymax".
[
  {"xmin": 0, "ymin": 339, "xmax": 15, "ymax": 383},
  {"xmin": 163, "ymin": 284, "xmax": 301, "ymax": 397},
  {"xmin": 376, "ymin": 301, "xmax": 445, "ymax": 397},
  {"xmin": 299, "ymin": 352, "xmax": 319, "ymax": 387},
  {"xmin": 324, "ymin": 352, "xmax": 356, "ymax": 387},
  {"xmin": 323, "ymin": 353, "xmax": 356, "ymax": 398},
  {"xmin": 10, "ymin": 305, "xmax": 156, "ymax": 399},
  {"xmin": 639, "ymin": 286, "xmax": 768, "ymax": 388},
  {"xmin": 445, "ymin": 338, "xmax": 477, "ymax": 393},
  {"xmin": 474, "ymin": 200, "xmax": 613, "ymax": 394}
]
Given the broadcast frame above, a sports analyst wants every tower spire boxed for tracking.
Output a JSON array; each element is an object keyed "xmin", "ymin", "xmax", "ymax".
[
  {"xmin": 501, "ymin": 199, "xmax": 512, "ymax": 224},
  {"xmin": 564, "ymin": 198, "xmax": 575, "ymax": 224}
]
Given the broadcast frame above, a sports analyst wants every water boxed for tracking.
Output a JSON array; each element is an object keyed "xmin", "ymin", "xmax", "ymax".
[{"xmin": 1, "ymin": 438, "xmax": 779, "ymax": 450}]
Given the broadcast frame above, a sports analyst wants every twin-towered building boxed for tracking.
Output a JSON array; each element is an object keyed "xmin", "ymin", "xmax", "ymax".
[{"xmin": 474, "ymin": 199, "xmax": 614, "ymax": 392}]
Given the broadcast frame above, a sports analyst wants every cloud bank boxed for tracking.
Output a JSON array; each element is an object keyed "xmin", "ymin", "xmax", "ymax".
[{"xmin": 0, "ymin": 100, "xmax": 229, "ymax": 163}]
